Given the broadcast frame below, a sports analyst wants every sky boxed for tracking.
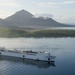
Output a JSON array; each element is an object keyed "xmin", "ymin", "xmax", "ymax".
[{"xmin": 0, "ymin": 0, "xmax": 75, "ymax": 24}]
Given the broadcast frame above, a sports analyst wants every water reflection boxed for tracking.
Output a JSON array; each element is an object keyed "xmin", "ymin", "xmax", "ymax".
[{"xmin": 0, "ymin": 56, "xmax": 55, "ymax": 68}]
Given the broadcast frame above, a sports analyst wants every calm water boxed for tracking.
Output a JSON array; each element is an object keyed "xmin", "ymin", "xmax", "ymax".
[{"xmin": 0, "ymin": 38, "xmax": 75, "ymax": 75}]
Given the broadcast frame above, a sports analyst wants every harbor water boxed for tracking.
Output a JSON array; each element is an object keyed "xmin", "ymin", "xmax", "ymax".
[{"xmin": 0, "ymin": 37, "xmax": 75, "ymax": 75}]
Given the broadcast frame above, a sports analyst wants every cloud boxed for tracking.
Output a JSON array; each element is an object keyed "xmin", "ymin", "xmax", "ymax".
[
  {"xmin": 35, "ymin": 14, "xmax": 53, "ymax": 18},
  {"xmin": 65, "ymin": 0, "xmax": 75, "ymax": 1},
  {"xmin": 0, "ymin": 2, "xmax": 18, "ymax": 7},
  {"xmin": 0, "ymin": 0, "xmax": 19, "ymax": 7},
  {"xmin": 32, "ymin": 0, "xmax": 75, "ymax": 9},
  {"xmin": 53, "ymin": 15, "xmax": 75, "ymax": 24},
  {"xmin": 64, "ymin": 1, "xmax": 75, "ymax": 4},
  {"xmin": 35, "ymin": 2, "xmax": 59, "ymax": 8},
  {"xmin": 37, "ymin": 2, "xmax": 56, "ymax": 6}
]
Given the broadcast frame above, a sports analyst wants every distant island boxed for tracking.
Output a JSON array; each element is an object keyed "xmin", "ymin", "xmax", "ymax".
[
  {"xmin": 0, "ymin": 9, "xmax": 75, "ymax": 38},
  {"xmin": 0, "ymin": 28, "xmax": 75, "ymax": 38}
]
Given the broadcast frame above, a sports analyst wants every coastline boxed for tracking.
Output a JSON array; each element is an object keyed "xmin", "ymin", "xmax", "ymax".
[{"xmin": 0, "ymin": 28, "xmax": 75, "ymax": 38}]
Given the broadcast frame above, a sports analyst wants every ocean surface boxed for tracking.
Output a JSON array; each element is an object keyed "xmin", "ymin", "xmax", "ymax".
[{"xmin": 0, "ymin": 37, "xmax": 75, "ymax": 75}]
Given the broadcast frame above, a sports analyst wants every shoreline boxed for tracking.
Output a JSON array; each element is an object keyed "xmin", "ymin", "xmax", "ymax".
[{"xmin": 0, "ymin": 28, "xmax": 75, "ymax": 38}]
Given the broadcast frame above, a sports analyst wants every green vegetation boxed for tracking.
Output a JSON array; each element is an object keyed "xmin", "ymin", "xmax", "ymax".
[{"xmin": 0, "ymin": 27, "xmax": 75, "ymax": 38}]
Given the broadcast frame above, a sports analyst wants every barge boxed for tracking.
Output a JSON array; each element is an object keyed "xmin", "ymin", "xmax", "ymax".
[{"xmin": 0, "ymin": 47, "xmax": 55, "ymax": 62}]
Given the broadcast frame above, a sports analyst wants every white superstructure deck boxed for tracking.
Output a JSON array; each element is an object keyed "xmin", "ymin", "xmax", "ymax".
[{"xmin": 0, "ymin": 47, "xmax": 55, "ymax": 62}]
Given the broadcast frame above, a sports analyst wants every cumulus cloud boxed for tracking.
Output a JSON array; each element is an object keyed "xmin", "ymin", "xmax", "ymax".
[{"xmin": 35, "ymin": 14, "xmax": 53, "ymax": 18}]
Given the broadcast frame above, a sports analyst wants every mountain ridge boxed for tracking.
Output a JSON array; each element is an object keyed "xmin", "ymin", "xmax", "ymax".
[{"xmin": 0, "ymin": 9, "xmax": 74, "ymax": 28}]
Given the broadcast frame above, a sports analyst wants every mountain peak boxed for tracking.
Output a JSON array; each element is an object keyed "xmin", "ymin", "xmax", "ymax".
[
  {"xmin": 5, "ymin": 9, "xmax": 34, "ymax": 21},
  {"xmin": 15, "ymin": 9, "xmax": 34, "ymax": 18},
  {"xmin": 20, "ymin": 9, "xmax": 27, "ymax": 12},
  {"xmin": 16, "ymin": 9, "xmax": 29, "ymax": 14},
  {"xmin": 21, "ymin": 9, "xmax": 25, "ymax": 11}
]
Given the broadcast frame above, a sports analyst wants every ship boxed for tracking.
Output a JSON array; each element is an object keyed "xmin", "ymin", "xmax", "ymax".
[{"xmin": 0, "ymin": 47, "xmax": 55, "ymax": 63}]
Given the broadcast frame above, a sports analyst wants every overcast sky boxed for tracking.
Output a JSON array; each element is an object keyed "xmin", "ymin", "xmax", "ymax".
[{"xmin": 0, "ymin": 0, "xmax": 75, "ymax": 24}]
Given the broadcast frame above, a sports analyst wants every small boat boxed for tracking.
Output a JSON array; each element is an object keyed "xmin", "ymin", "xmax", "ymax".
[{"xmin": 0, "ymin": 47, "xmax": 55, "ymax": 62}]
